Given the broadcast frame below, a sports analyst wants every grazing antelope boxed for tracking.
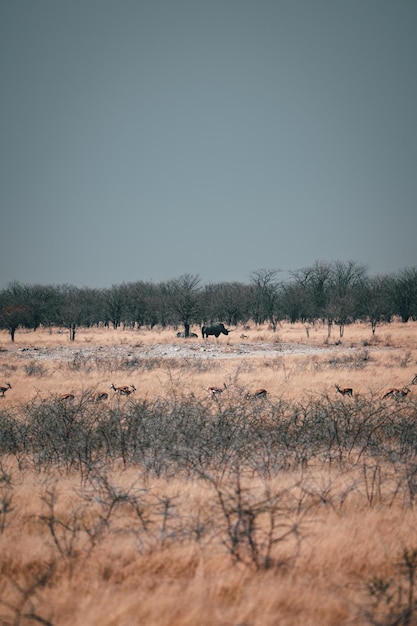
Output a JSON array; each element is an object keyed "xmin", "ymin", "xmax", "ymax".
[
  {"xmin": 382, "ymin": 386, "xmax": 411, "ymax": 400},
  {"xmin": 335, "ymin": 384, "xmax": 353, "ymax": 397},
  {"xmin": 207, "ymin": 383, "xmax": 226, "ymax": 398},
  {"xmin": 59, "ymin": 393, "xmax": 75, "ymax": 402},
  {"xmin": 93, "ymin": 391, "xmax": 108, "ymax": 402},
  {"xmin": 110, "ymin": 383, "xmax": 136, "ymax": 396},
  {"xmin": 246, "ymin": 388, "xmax": 268, "ymax": 399},
  {"xmin": 0, "ymin": 383, "xmax": 12, "ymax": 398}
]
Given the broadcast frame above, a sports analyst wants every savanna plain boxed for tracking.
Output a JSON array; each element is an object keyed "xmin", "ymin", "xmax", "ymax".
[{"xmin": 1, "ymin": 320, "xmax": 417, "ymax": 626}]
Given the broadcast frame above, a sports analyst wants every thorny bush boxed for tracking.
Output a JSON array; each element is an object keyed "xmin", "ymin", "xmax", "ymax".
[{"xmin": 0, "ymin": 392, "xmax": 417, "ymax": 489}]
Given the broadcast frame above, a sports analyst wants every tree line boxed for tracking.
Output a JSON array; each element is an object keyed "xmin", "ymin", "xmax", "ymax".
[{"xmin": 1, "ymin": 261, "xmax": 417, "ymax": 341}]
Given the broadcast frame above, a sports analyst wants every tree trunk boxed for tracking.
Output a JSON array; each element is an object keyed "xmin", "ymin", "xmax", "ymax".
[{"xmin": 327, "ymin": 320, "xmax": 332, "ymax": 338}]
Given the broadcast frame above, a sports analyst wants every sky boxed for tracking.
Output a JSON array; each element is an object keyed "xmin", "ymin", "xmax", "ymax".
[{"xmin": 1, "ymin": 0, "xmax": 416, "ymax": 289}]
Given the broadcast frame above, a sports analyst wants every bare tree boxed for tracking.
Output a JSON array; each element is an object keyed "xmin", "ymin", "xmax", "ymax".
[
  {"xmin": 57, "ymin": 285, "xmax": 99, "ymax": 341},
  {"xmin": 388, "ymin": 267, "xmax": 417, "ymax": 323},
  {"xmin": 103, "ymin": 284, "xmax": 126, "ymax": 329},
  {"xmin": 249, "ymin": 269, "xmax": 281, "ymax": 330},
  {"xmin": 202, "ymin": 281, "xmax": 250, "ymax": 326},
  {"xmin": 327, "ymin": 260, "xmax": 367, "ymax": 337},
  {"xmin": 168, "ymin": 274, "xmax": 201, "ymax": 337},
  {"xmin": 358, "ymin": 275, "xmax": 393, "ymax": 334},
  {"xmin": 0, "ymin": 282, "xmax": 30, "ymax": 342},
  {"xmin": 291, "ymin": 261, "xmax": 333, "ymax": 324}
]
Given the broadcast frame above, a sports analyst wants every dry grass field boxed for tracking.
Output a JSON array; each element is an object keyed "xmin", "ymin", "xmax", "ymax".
[
  {"xmin": 0, "ymin": 320, "xmax": 417, "ymax": 625},
  {"xmin": 1, "ymin": 319, "xmax": 416, "ymax": 405}
]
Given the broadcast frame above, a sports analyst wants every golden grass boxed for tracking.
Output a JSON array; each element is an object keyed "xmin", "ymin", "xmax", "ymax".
[
  {"xmin": 1, "ymin": 319, "xmax": 416, "ymax": 406},
  {"xmin": 0, "ymin": 321, "xmax": 417, "ymax": 624},
  {"xmin": 1, "ymin": 464, "xmax": 416, "ymax": 626}
]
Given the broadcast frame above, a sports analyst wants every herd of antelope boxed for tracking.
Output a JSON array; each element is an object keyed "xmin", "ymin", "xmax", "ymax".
[
  {"xmin": 0, "ymin": 382, "xmax": 138, "ymax": 403},
  {"xmin": 208, "ymin": 375, "xmax": 417, "ymax": 403},
  {"xmin": 334, "ymin": 374, "xmax": 417, "ymax": 400},
  {"xmin": 58, "ymin": 384, "xmax": 137, "ymax": 403},
  {"xmin": 206, "ymin": 383, "xmax": 268, "ymax": 401},
  {"xmin": 1, "ymin": 375, "xmax": 417, "ymax": 404}
]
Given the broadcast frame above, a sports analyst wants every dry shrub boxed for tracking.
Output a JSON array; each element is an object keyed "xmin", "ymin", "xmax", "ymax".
[{"xmin": 0, "ymin": 321, "xmax": 417, "ymax": 624}]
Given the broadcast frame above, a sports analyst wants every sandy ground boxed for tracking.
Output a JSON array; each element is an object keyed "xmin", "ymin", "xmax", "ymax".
[{"xmin": 6, "ymin": 339, "xmax": 353, "ymax": 363}]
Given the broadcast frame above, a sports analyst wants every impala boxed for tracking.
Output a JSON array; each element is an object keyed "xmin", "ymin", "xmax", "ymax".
[
  {"xmin": 382, "ymin": 387, "xmax": 411, "ymax": 399},
  {"xmin": 207, "ymin": 383, "xmax": 226, "ymax": 398},
  {"xmin": 93, "ymin": 391, "xmax": 108, "ymax": 402},
  {"xmin": 335, "ymin": 384, "xmax": 353, "ymax": 397},
  {"xmin": 110, "ymin": 384, "xmax": 136, "ymax": 396},
  {"xmin": 246, "ymin": 388, "xmax": 268, "ymax": 399},
  {"xmin": 0, "ymin": 383, "xmax": 12, "ymax": 398},
  {"xmin": 59, "ymin": 393, "xmax": 75, "ymax": 401}
]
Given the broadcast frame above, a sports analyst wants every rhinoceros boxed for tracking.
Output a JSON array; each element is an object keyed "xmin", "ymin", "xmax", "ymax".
[{"xmin": 201, "ymin": 323, "xmax": 231, "ymax": 339}]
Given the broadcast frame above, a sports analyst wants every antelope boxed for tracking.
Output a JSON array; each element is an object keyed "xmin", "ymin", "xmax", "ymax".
[
  {"xmin": 335, "ymin": 384, "xmax": 353, "ymax": 397},
  {"xmin": 59, "ymin": 393, "xmax": 75, "ymax": 402},
  {"xmin": 382, "ymin": 387, "xmax": 411, "ymax": 400},
  {"xmin": 92, "ymin": 391, "xmax": 108, "ymax": 402},
  {"xmin": 0, "ymin": 383, "xmax": 12, "ymax": 398},
  {"xmin": 110, "ymin": 384, "xmax": 136, "ymax": 396},
  {"xmin": 246, "ymin": 388, "xmax": 268, "ymax": 399},
  {"xmin": 207, "ymin": 383, "xmax": 226, "ymax": 398}
]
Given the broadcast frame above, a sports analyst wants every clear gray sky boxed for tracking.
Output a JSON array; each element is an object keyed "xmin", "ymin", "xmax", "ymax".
[{"xmin": 1, "ymin": 1, "xmax": 416, "ymax": 289}]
